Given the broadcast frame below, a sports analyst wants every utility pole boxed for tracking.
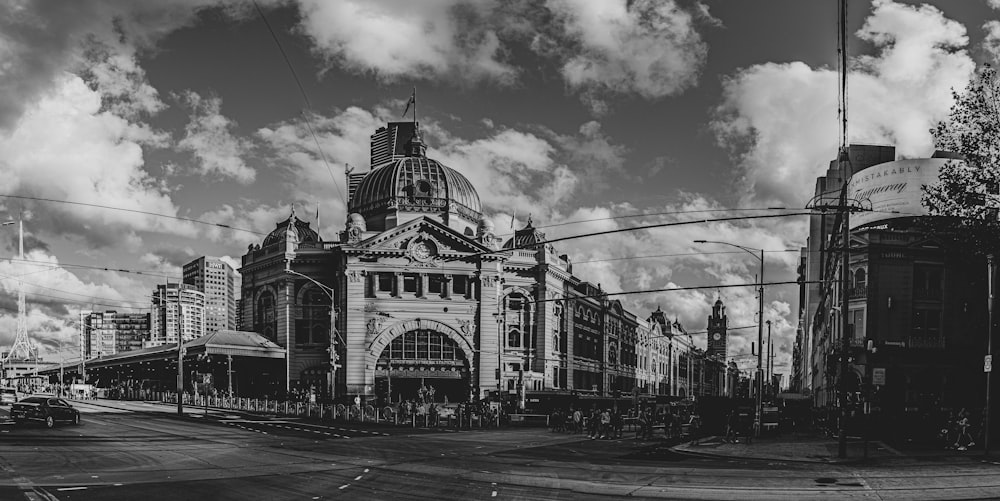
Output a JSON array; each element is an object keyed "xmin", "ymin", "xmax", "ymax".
[
  {"xmin": 987, "ymin": 254, "xmax": 995, "ymax": 456},
  {"xmin": 177, "ymin": 296, "xmax": 185, "ymax": 416},
  {"xmin": 838, "ymin": 175, "xmax": 851, "ymax": 459}
]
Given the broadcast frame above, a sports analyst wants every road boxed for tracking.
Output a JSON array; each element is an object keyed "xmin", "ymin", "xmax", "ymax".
[{"xmin": 2, "ymin": 400, "xmax": 1000, "ymax": 500}]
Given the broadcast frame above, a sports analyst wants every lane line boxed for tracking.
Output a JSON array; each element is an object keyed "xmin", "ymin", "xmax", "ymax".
[
  {"xmin": 338, "ymin": 484, "xmax": 350, "ymax": 490},
  {"xmin": 56, "ymin": 487, "xmax": 87, "ymax": 491}
]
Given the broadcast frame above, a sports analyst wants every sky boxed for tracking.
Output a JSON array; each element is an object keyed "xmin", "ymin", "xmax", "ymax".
[{"xmin": 1, "ymin": 0, "xmax": 998, "ymax": 380}]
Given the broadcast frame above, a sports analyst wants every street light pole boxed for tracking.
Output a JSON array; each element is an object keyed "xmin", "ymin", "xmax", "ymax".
[{"xmin": 694, "ymin": 240, "xmax": 765, "ymax": 437}]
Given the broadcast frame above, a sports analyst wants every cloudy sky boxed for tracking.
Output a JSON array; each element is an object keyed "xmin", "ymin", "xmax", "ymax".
[{"xmin": 1, "ymin": 0, "xmax": 996, "ymax": 379}]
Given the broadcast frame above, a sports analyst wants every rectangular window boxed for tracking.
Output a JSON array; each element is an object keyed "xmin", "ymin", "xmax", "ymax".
[
  {"xmin": 428, "ymin": 275, "xmax": 444, "ymax": 295},
  {"xmin": 403, "ymin": 274, "xmax": 418, "ymax": 293},
  {"xmin": 913, "ymin": 309, "xmax": 941, "ymax": 338},
  {"xmin": 378, "ymin": 273, "xmax": 393, "ymax": 293},
  {"xmin": 453, "ymin": 276, "xmax": 467, "ymax": 296},
  {"xmin": 913, "ymin": 265, "xmax": 943, "ymax": 300}
]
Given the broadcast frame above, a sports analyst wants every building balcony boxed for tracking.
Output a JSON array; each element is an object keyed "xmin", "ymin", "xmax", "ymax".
[{"xmin": 849, "ymin": 285, "xmax": 868, "ymax": 299}]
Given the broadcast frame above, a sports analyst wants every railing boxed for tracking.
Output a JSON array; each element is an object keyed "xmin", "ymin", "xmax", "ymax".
[
  {"xmin": 848, "ymin": 285, "xmax": 868, "ymax": 299},
  {"xmin": 144, "ymin": 393, "xmax": 500, "ymax": 428}
]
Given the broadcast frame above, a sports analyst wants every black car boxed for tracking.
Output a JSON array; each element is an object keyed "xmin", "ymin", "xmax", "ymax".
[{"xmin": 10, "ymin": 396, "xmax": 81, "ymax": 428}]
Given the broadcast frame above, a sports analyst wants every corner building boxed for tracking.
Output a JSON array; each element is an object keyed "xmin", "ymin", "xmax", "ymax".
[{"xmin": 240, "ymin": 121, "xmax": 723, "ymax": 403}]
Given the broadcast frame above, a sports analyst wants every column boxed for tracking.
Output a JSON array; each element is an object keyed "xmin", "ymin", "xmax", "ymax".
[{"xmin": 442, "ymin": 275, "xmax": 452, "ymax": 300}]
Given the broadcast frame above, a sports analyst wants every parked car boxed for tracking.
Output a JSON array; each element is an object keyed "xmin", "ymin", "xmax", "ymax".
[
  {"xmin": 0, "ymin": 388, "xmax": 17, "ymax": 405},
  {"xmin": 10, "ymin": 396, "xmax": 81, "ymax": 428}
]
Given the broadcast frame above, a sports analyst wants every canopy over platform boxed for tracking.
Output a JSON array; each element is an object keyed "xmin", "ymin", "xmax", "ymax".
[{"xmin": 44, "ymin": 330, "xmax": 285, "ymax": 374}]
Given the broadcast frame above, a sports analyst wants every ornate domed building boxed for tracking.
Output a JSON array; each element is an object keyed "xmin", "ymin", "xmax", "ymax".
[{"xmin": 239, "ymin": 121, "xmax": 728, "ymax": 406}]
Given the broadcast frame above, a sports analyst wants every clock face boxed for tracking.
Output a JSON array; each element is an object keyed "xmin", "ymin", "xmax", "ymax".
[{"xmin": 712, "ymin": 332, "xmax": 722, "ymax": 341}]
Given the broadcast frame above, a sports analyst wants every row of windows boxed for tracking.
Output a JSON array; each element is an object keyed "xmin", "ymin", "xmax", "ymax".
[{"xmin": 369, "ymin": 272, "xmax": 469, "ymax": 298}]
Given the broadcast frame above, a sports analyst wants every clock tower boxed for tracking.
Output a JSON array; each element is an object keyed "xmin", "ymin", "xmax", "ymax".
[{"xmin": 707, "ymin": 297, "xmax": 727, "ymax": 358}]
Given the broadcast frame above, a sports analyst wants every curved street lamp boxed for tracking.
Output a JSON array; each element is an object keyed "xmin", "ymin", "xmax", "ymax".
[
  {"xmin": 694, "ymin": 239, "xmax": 765, "ymax": 437},
  {"xmin": 285, "ymin": 268, "xmax": 343, "ymax": 401}
]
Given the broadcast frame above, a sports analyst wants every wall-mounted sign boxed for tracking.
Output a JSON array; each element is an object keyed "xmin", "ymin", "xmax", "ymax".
[
  {"xmin": 847, "ymin": 158, "xmax": 958, "ymax": 230},
  {"xmin": 873, "ymin": 367, "xmax": 886, "ymax": 386}
]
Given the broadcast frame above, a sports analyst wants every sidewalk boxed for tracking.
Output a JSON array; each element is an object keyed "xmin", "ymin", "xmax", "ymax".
[{"xmin": 670, "ymin": 430, "xmax": 993, "ymax": 464}]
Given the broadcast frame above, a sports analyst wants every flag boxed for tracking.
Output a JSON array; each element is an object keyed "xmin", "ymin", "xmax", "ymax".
[
  {"xmin": 401, "ymin": 91, "xmax": 415, "ymax": 118},
  {"xmin": 510, "ymin": 208, "xmax": 516, "ymax": 229},
  {"xmin": 315, "ymin": 201, "xmax": 320, "ymax": 230}
]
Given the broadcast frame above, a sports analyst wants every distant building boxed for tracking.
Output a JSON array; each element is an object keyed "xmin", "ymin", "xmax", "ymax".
[
  {"xmin": 797, "ymin": 145, "xmax": 989, "ymax": 421},
  {"xmin": 80, "ymin": 310, "xmax": 151, "ymax": 358},
  {"xmin": 183, "ymin": 256, "xmax": 241, "ymax": 335},
  {"xmin": 149, "ymin": 283, "xmax": 205, "ymax": 346}
]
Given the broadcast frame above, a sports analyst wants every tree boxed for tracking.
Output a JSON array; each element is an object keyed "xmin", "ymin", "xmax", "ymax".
[{"xmin": 922, "ymin": 65, "xmax": 1000, "ymax": 253}]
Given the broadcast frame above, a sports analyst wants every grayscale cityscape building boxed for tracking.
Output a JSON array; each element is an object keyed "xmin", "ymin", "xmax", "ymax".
[{"xmin": 183, "ymin": 256, "xmax": 241, "ymax": 335}]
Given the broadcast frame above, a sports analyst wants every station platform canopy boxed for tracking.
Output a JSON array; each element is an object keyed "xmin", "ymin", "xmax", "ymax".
[{"xmin": 43, "ymin": 330, "xmax": 285, "ymax": 374}]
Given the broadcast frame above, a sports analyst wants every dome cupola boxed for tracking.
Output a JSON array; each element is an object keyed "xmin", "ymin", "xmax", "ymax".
[{"xmin": 347, "ymin": 126, "xmax": 482, "ymax": 232}]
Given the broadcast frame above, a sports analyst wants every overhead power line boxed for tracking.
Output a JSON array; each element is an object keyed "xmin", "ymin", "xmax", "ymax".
[
  {"xmin": 0, "ymin": 194, "xmax": 264, "ymax": 235},
  {"xmin": 252, "ymin": 0, "xmax": 346, "ymax": 208},
  {"xmin": 510, "ymin": 207, "xmax": 795, "ymax": 236}
]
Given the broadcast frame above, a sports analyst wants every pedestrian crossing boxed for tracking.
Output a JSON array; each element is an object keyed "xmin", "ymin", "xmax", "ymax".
[{"xmin": 219, "ymin": 419, "xmax": 392, "ymax": 439}]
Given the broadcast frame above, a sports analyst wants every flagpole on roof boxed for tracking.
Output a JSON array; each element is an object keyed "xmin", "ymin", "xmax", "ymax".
[{"xmin": 412, "ymin": 86, "xmax": 417, "ymax": 131}]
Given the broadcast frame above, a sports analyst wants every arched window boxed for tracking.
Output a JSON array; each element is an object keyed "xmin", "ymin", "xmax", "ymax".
[
  {"xmin": 256, "ymin": 290, "xmax": 276, "ymax": 341},
  {"xmin": 508, "ymin": 329, "xmax": 521, "ymax": 348},
  {"xmin": 608, "ymin": 345, "xmax": 618, "ymax": 365},
  {"xmin": 297, "ymin": 286, "xmax": 330, "ymax": 345},
  {"xmin": 553, "ymin": 335, "xmax": 559, "ymax": 352},
  {"xmin": 855, "ymin": 268, "xmax": 867, "ymax": 288}
]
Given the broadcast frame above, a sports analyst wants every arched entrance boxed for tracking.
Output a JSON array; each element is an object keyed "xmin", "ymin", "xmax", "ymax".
[{"xmin": 375, "ymin": 329, "xmax": 471, "ymax": 404}]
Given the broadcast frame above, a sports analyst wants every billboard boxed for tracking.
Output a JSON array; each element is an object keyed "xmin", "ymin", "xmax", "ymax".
[{"xmin": 846, "ymin": 158, "xmax": 956, "ymax": 230}]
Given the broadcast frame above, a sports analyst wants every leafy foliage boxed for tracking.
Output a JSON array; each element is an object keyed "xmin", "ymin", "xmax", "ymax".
[{"xmin": 921, "ymin": 66, "xmax": 1000, "ymax": 255}]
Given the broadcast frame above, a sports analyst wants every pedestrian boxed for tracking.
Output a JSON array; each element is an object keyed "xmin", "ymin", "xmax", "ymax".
[
  {"xmin": 612, "ymin": 409, "xmax": 623, "ymax": 438},
  {"xmin": 636, "ymin": 409, "xmax": 648, "ymax": 440},
  {"xmin": 573, "ymin": 408, "xmax": 583, "ymax": 434},
  {"xmin": 599, "ymin": 409, "xmax": 611, "ymax": 439},
  {"xmin": 725, "ymin": 410, "xmax": 739, "ymax": 443},
  {"xmin": 954, "ymin": 409, "xmax": 974, "ymax": 450}
]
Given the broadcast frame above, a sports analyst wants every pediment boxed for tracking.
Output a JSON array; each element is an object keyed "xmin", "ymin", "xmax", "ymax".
[{"xmin": 347, "ymin": 216, "xmax": 497, "ymax": 262}]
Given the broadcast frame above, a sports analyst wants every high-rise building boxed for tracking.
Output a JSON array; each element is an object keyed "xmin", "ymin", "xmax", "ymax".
[
  {"xmin": 369, "ymin": 122, "xmax": 417, "ymax": 167},
  {"xmin": 183, "ymin": 256, "xmax": 240, "ymax": 335},
  {"xmin": 80, "ymin": 310, "xmax": 150, "ymax": 359},
  {"xmin": 149, "ymin": 283, "xmax": 206, "ymax": 346}
]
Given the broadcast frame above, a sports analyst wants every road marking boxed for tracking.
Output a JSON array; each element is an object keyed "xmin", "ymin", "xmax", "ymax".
[
  {"xmin": 491, "ymin": 491, "xmax": 497, "ymax": 497},
  {"xmin": 354, "ymin": 475, "xmax": 363, "ymax": 481},
  {"xmin": 338, "ymin": 484, "xmax": 350, "ymax": 490},
  {"xmin": 56, "ymin": 487, "xmax": 87, "ymax": 491},
  {"xmin": 363, "ymin": 469, "xmax": 369, "ymax": 473}
]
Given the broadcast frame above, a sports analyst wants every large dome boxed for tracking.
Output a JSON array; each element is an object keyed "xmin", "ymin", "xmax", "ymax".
[{"xmin": 348, "ymin": 155, "xmax": 482, "ymax": 222}]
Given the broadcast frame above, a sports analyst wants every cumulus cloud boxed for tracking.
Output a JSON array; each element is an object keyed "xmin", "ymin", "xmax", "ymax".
[
  {"xmin": 0, "ymin": 248, "xmax": 154, "ymax": 354},
  {"xmin": 295, "ymin": 0, "xmax": 517, "ymax": 85},
  {"xmin": 984, "ymin": 20, "xmax": 1000, "ymax": 64},
  {"xmin": 0, "ymin": 0, "xmax": 263, "ymax": 131},
  {"xmin": 542, "ymin": 0, "xmax": 715, "ymax": 112},
  {"xmin": 711, "ymin": 0, "xmax": 974, "ymax": 209},
  {"xmin": 0, "ymin": 72, "xmax": 199, "ymax": 249},
  {"xmin": 176, "ymin": 91, "xmax": 256, "ymax": 184}
]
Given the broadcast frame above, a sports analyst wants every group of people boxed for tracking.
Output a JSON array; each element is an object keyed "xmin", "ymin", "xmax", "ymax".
[{"xmin": 548, "ymin": 405, "xmax": 702, "ymax": 442}]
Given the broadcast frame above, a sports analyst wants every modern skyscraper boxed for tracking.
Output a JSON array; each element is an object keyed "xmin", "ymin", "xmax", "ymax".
[
  {"xmin": 149, "ymin": 283, "xmax": 206, "ymax": 346},
  {"xmin": 369, "ymin": 122, "xmax": 417, "ymax": 167},
  {"xmin": 80, "ymin": 310, "xmax": 151, "ymax": 358},
  {"xmin": 183, "ymin": 256, "xmax": 240, "ymax": 335}
]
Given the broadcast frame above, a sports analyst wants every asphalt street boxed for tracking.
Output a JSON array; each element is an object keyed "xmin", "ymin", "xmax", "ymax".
[{"xmin": 1, "ymin": 400, "xmax": 1000, "ymax": 500}]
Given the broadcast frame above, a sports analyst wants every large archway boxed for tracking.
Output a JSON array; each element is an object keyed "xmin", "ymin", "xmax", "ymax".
[{"xmin": 374, "ymin": 329, "xmax": 471, "ymax": 405}]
